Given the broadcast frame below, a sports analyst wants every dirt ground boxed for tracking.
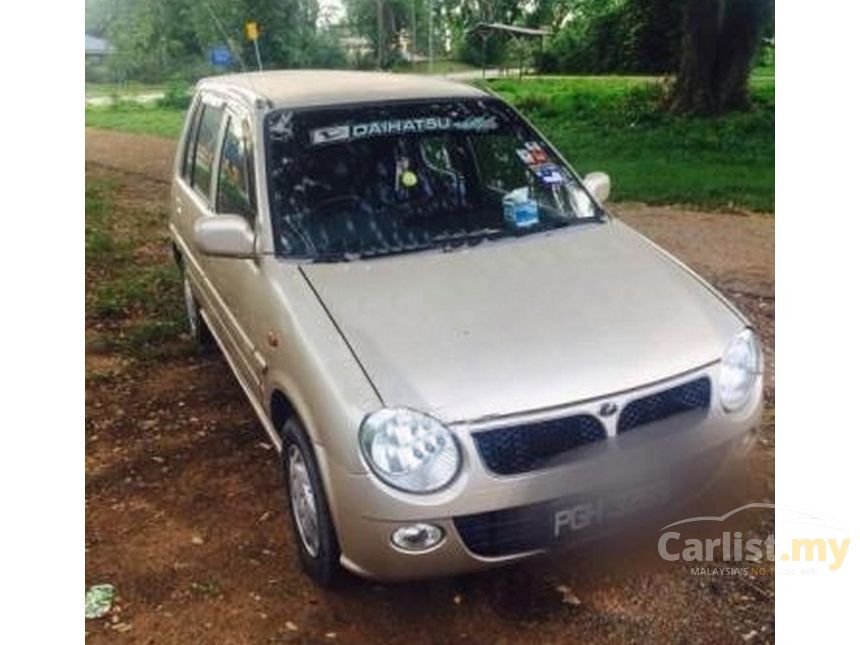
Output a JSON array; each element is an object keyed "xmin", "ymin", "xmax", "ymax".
[{"xmin": 85, "ymin": 128, "xmax": 775, "ymax": 644}]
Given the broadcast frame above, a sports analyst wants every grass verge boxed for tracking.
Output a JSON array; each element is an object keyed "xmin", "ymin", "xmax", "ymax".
[
  {"xmin": 85, "ymin": 171, "xmax": 187, "ymax": 360},
  {"xmin": 485, "ymin": 76, "xmax": 773, "ymax": 211},
  {"xmin": 86, "ymin": 81, "xmax": 168, "ymax": 98},
  {"xmin": 86, "ymin": 103, "xmax": 186, "ymax": 138}
]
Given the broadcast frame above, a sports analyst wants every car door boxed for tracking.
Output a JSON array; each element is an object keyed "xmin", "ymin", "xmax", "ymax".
[
  {"xmin": 173, "ymin": 93, "xmax": 262, "ymax": 396},
  {"xmin": 202, "ymin": 104, "xmax": 268, "ymax": 400}
]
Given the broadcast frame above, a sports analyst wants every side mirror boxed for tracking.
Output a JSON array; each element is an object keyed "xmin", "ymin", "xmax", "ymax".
[
  {"xmin": 584, "ymin": 171, "xmax": 611, "ymax": 205},
  {"xmin": 193, "ymin": 215, "xmax": 255, "ymax": 258}
]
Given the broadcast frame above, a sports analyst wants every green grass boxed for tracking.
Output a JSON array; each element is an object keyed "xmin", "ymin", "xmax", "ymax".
[
  {"xmin": 392, "ymin": 60, "xmax": 478, "ymax": 74},
  {"xmin": 85, "ymin": 174, "xmax": 186, "ymax": 359},
  {"xmin": 86, "ymin": 82, "xmax": 167, "ymax": 98},
  {"xmin": 86, "ymin": 74, "xmax": 774, "ymax": 211},
  {"xmin": 484, "ymin": 76, "xmax": 774, "ymax": 211},
  {"xmin": 91, "ymin": 265, "xmax": 183, "ymax": 320},
  {"xmin": 86, "ymin": 104, "xmax": 186, "ymax": 138},
  {"xmin": 751, "ymin": 62, "xmax": 774, "ymax": 79},
  {"xmin": 85, "ymin": 178, "xmax": 130, "ymax": 265}
]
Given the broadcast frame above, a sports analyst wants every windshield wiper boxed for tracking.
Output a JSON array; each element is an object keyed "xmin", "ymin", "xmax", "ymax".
[
  {"xmin": 435, "ymin": 228, "xmax": 506, "ymax": 251},
  {"xmin": 306, "ymin": 228, "xmax": 507, "ymax": 262}
]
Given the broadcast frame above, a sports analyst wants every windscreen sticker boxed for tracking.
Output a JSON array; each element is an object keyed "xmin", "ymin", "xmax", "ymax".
[
  {"xmin": 525, "ymin": 141, "xmax": 549, "ymax": 163},
  {"xmin": 532, "ymin": 163, "xmax": 566, "ymax": 185},
  {"xmin": 269, "ymin": 111, "xmax": 296, "ymax": 139},
  {"xmin": 515, "ymin": 142, "xmax": 550, "ymax": 166},
  {"xmin": 395, "ymin": 158, "xmax": 419, "ymax": 189},
  {"xmin": 515, "ymin": 148, "xmax": 533, "ymax": 164},
  {"xmin": 311, "ymin": 124, "xmax": 350, "ymax": 145},
  {"xmin": 310, "ymin": 115, "xmax": 499, "ymax": 145}
]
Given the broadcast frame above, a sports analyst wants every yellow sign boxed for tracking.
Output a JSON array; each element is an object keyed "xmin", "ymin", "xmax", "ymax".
[{"xmin": 245, "ymin": 21, "xmax": 259, "ymax": 41}]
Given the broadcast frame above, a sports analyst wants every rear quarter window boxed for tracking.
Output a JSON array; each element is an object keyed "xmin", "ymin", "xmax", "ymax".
[{"xmin": 181, "ymin": 100, "xmax": 202, "ymax": 181}]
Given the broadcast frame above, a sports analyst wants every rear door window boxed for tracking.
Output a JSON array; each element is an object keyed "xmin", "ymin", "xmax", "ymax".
[
  {"xmin": 216, "ymin": 116, "xmax": 256, "ymax": 223},
  {"xmin": 191, "ymin": 103, "xmax": 225, "ymax": 202}
]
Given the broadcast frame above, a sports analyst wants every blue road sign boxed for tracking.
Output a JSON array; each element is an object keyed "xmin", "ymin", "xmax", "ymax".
[{"xmin": 209, "ymin": 45, "xmax": 233, "ymax": 67}]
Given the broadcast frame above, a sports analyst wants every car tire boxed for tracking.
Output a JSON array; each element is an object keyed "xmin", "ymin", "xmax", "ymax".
[
  {"xmin": 181, "ymin": 271, "xmax": 214, "ymax": 347},
  {"xmin": 280, "ymin": 418, "xmax": 342, "ymax": 587}
]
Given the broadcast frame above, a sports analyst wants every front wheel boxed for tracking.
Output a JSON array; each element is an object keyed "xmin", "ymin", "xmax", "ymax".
[{"xmin": 281, "ymin": 419, "xmax": 342, "ymax": 586}]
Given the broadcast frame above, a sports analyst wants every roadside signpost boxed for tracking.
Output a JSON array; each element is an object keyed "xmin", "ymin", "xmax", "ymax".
[
  {"xmin": 203, "ymin": 1, "xmax": 246, "ymax": 71},
  {"xmin": 245, "ymin": 21, "xmax": 263, "ymax": 71},
  {"xmin": 209, "ymin": 45, "xmax": 233, "ymax": 68}
]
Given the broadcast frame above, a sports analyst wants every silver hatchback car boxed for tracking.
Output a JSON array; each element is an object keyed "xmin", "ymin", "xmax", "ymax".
[{"xmin": 170, "ymin": 71, "xmax": 763, "ymax": 585}]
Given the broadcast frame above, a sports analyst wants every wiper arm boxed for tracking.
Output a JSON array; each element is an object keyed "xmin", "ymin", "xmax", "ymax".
[
  {"xmin": 435, "ymin": 228, "xmax": 505, "ymax": 251},
  {"xmin": 307, "ymin": 229, "xmax": 505, "ymax": 262},
  {"xmin": 359, "ymin": 241, "xmax": 436, "ymax": 260}
]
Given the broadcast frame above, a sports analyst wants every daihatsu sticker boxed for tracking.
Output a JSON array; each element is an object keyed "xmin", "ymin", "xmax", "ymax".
[
  {"xmin": 310, "ymin": 115, "xmax": 499, "ymax": 145},
  {"xmin": 310, "ymin": 124, "xmax": 350, "ymax": 145}
]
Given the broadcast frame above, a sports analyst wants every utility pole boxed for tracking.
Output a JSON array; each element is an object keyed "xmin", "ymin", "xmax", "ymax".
[
  {"xmin": 203, "ymin": 1, "xmax": 247, "ymax": 71},
  {"xmin": 412, "ymin": 0, "xmax": 417, "ymax": 68},
  {"xmin": 252, "ymin": 36, "xmax": 263, "ymax": 71},
  {"xmin": 428, "ymin": 0, "xmax": 433, "ymax": 73},
  {"xmin": 376, "ymin": 0, "xmax": 384, "ymax": 69}
]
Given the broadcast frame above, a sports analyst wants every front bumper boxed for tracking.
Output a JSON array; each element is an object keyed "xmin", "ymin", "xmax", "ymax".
[{"xmin": 320, "ymin": 364, "xmax": 763, "ymax": 581}]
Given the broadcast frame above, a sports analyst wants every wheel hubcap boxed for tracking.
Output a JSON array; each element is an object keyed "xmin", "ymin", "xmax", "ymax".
[
  {"xmin": 182, "ymin": 276, "xmax": 199, "ymax": 337},
  {"xmin": 288, "ymin": 445, "xmax": 320, "ymax": 558}
]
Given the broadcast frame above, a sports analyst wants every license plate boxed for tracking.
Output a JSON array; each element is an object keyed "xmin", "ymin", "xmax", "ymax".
[{"xmin": 551, "ymin": 480, "xmax": 671, "ymax": 542}]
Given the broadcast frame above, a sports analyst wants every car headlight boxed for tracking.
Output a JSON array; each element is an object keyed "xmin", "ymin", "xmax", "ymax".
[
  {"xmin": 359, "ymin": 408, "xmax": 461, "ymax": 493},
  {"xmin": 719, "ymin": 328, "xmax": 761, "ymax": 412}
]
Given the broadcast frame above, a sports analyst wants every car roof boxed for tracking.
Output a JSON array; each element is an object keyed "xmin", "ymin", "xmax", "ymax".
[{"xmin": 196, "ymin": 70, "xmax": 490, "ymax": 110}]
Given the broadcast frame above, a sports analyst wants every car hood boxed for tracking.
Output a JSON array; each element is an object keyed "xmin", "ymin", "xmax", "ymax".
[{"xmin": 301, "ymin": 220, "xmax": 743, "ymax": 423}]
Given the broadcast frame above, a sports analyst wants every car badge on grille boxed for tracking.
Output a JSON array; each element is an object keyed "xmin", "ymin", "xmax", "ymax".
[{"xmin": 598, "ymin": 402, "xmax": 619, "ymax": 417}]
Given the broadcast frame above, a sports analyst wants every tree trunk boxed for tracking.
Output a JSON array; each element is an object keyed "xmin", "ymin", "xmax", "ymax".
[{"xmin": 671, "ymin": 0, "xmax": 773, "ymax": 114}]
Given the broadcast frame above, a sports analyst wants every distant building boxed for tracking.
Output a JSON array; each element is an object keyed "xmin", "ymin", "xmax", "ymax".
[
  {"xmin": 86, "ymin": 34, "xmax": 115, "ymax": 83},
  {"xmin": 85, "ymin": 34, "xmax": 112, "ymax": 59},
  {"xmin": 336, "ymin": 34, "xmax": 373, "ymax": 67}
]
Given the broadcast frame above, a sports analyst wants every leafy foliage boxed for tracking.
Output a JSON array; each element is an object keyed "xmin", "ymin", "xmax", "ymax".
[
  {"xmin": 158, "ymin": 76, "xmax": 193, "ymax": 109},
  {"xmin": 536, "ymin": 0, "xmax": 684, "ymax": 74},
  {"xmin": 88, "ymin": 0, "xmax": 346, "ymax": 82}
]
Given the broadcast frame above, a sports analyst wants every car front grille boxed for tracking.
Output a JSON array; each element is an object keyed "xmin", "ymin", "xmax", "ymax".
[
  {"xmin": 472, "ymin": 414, "xmax": 607, "ymax": 476},
  {"xmin": 617, "ymin": 376, "xmax": 711, "ymax": 433},
  {"xmin": 470, "ymin": 376, "xmax": 712, "ymax": 476}
]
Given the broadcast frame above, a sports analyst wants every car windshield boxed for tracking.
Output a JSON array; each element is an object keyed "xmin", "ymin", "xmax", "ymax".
[{"xmin": 265, "ymin": 98, "xmax": 603, "ymax": 261}]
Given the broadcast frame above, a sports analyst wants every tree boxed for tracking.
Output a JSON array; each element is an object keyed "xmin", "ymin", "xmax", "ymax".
[
  {"xmin": 671, "ymin": 0, "xmax": 774, "ymax": 114},
  {"xmin": 87, "ymin": 0, "xmax": 346, "ymax": 82},
  {"xmin": 535, "ymin": 0, "xmax": 683, "ymax": 75}
]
